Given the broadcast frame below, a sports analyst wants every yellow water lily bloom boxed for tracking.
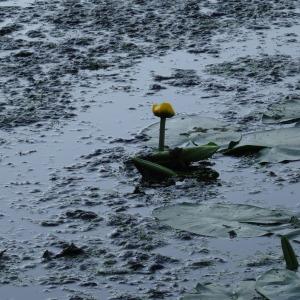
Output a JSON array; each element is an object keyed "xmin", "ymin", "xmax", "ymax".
[{"xmin": 152, "ymin": 102, "xmax": 175, "ymax": 118}]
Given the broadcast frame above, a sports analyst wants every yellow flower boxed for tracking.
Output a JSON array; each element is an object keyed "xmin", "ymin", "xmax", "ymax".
[{"xmin": 152, "ymin": 102, "xmax": 175, "ymax": 118}]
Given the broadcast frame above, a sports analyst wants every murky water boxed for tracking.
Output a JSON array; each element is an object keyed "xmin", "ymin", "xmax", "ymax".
[
  {"xmin": 0, "ymin": 0, "xmax": 34, "ymax": 7},
  {"xmin": 0, "ymin": 0, "xmax": 300, "ymax": 299}
]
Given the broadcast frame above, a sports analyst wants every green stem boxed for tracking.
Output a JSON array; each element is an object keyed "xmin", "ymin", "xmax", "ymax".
[{"xmin": 159, "ymin": 117, "xmax": 166, "ymax": 152}]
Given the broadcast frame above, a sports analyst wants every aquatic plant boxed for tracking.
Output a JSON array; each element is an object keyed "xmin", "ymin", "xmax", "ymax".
[
  {"xmin": 132, "ymin": 105, "xmax": 219, "ymax": 181},
  {"xmin": 281, "ymin": 235, "xmax": 299, "ymax": 271},
  {"xmin": 143, "ymin": 114, "xmax": 300, "ymax": 163},
  {"xmin": 152, "ymin": 102, "xmax": 175, "ymax": 151}
]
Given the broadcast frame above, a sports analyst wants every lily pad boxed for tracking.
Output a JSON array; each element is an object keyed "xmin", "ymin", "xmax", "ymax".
[
  {"xmin": 142, "ymin": 115, "xmax": 241, "ymax": 150},
  {"xmin": 153, "ymin": 203, "xmax": 292, "ymax": 238},
  {"xmin": 181, "ymin": 281, "xmax": 258, "ymax": 300},
  {"xmin": 262, "ymin": 96, "xmax": 300, "ymax": 124},
  {"xmin": 225, "ymin": 127, "xmax": 300, "ymax": 163},
  {"xmin": 142, "ymin": 115, "xmax": 300, "ymax": 163},
  {"xmin": 146, "ymin": 143, "xmax": 219, "ymax": 169},
  {"xmin": 256, "ymin": 269, "xmax": 300, "ymax": 300}
]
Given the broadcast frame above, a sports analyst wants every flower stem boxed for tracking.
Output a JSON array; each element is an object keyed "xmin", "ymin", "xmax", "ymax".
[{"xmin": 159, "ymin": 117, "xmax": 166, "ymax": 151}]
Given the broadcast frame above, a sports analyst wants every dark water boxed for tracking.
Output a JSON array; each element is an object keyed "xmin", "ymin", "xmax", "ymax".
[{"xmin": 0, "ymin": 0, "xmax": 300, "ymax": 299}]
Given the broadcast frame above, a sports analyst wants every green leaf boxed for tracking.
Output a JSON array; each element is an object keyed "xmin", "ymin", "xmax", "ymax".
[
  {"xmin": 180, "ymin": 143, "xmax": 219, "ymax": 162},
  {"xmin": 281, "ymin": 236, "xmax": 299, "ymax": 271},
  {"xmin": 142, "ymin": 115, "xmax": 300, "ymax": 163},
  {"xmin": 181, "ymin": 281, "xmax": 259, "ymax": 300},
  {"xmin": 146, "ymin": 143, "xmax": 219, "ymax": 169},
  {"xmin": 153, "ymin": 203, "xmax": 292, "ymax": 238},
  {"xmin": 132, "ymin": 157, "xmax": 177, "ymax": 180},
  {"xmin": 256, "ymin": 269, "xmax": 300, "ymax": 300},
  {"xmin": 142, "ymin": 115, "xmax": 241, "ymax": 150},
  {"xmin": 225, "ymin": 127, "xmax": 300, "ymax": 163}
]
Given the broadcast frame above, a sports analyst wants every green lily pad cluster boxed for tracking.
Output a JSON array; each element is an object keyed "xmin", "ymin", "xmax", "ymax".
[
  {"xmin": 142, "ymin": 115, "xmax": 241, "ymax": 150},
  {"xmin": 132, "ymin": 142, "xmax": 220, "ymax": 181},
  {"xmin": 142, "ymin": 114, "xmax": 300, "ymax": 164},
  {"xmin": 153, "ymin": 198, "xmax": 300, "ymax": 298},
  {"xmin": 133, "ymin": 115, "xmax": 240, "ymax": 180},
  {"xmin": 133, "ymin": 109, "xmax": 300, "ymax": 179},
  {"xmin": 181, "ymin": 235, "xmax": 300, "ymax": 300},
  {"xmin": 139, "ymin": 106, "xmax": 300, "ymax": 297}
]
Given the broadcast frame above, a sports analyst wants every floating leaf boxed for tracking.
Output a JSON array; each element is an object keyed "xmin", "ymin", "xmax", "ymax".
[
  {"xmin": 181, "ymin": 281, "xmax": 258, "ymax": 300},
  {"xmin": 262, "ymin": 96, "xmax": 300, "ymax": 124},
  {"xmin": 142, "ymin": 115, "xmax": 241, "ymax": 150},
  {"xmin": 142, "ymin": 115, "xmax": 300, "ymax": 163},
  {"xmin": 132, "ymin": 157, "xmax": 177, "ymax": 180},
  {"xmin": 153, "ymin": 203, "xmax": 292, "ymax": 238},
  {"xmin": 146, "ymin": 143, "xmax": 219, "ymax": 169},
  {"xmin": 188, "ymin": 131, "xmax": 242, "ymax": 151},
  {"xmin": 225, "ymin": 127, "xmax": 300, "ymax": 163},
  {"xmin": 256, "ymin": 269, "xmax": 300, "ymax": 300}
]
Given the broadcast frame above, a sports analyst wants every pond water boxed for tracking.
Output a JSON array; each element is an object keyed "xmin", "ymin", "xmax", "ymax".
[{"xmin": 0, "ymin": 0, "xmax": 300, "ymax": 299}]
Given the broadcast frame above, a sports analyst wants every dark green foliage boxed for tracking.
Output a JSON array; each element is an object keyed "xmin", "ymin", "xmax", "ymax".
[
  {"xmin": 132, "ymin": 157, "xmax": 177, "ymax": 180},
  {"xmin": 281, "ymin": 236, "xmax": 299, "ymax": 271},
  {"xmin": 146, "ymin": 143, "xmax": 219, "ymax": 169}
]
